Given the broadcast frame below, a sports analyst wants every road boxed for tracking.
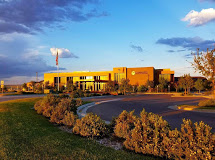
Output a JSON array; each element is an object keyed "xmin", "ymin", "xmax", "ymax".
[
  {"xmin": 87, "ymin": 94, "xmax": 215, "ymax": 132},
  {"xmin": 1, "ymin": 93, "xmax": 214, "ymax": 132},
  {"xmin": 0, "ymin": 94, "xmax": 45, "ymax": 102}
]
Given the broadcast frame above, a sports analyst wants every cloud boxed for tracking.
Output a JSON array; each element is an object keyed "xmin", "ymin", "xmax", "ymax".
[
  {"xmin": 167, "ymin": 50, "xmax": 175, "ymax": 53},
  {"xmin": 0, "ymin": 0, "xmax": 107, "ymax": 34},
  {"xmin": 199, "ymin": 0, "xmax": 215, "ymax": 2},
  {"xmin": 0, "ymin": 33, "xmax": 64, "ymax": 79},
  {"xmin": 50, "ymin": 48, "xmax": 78, "ymax": 58},
  {"xmin": 130, "ymin": 45, "xmax": 143, "ymax": 52},
  {"xmin": 167, "ymin": 49, "xmax": 186, "ymax": 53},
  {"xmin": 182, "ymin": 8, "xmax": 215, "ymax": 26},
  {"xmin": 156, "ymin": 37, "xmax": 215, "ymax": 51}
]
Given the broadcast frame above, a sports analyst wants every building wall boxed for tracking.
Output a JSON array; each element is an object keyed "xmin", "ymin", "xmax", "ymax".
[
  {"xmin": 127, "ymin": 67, "xmax": 154, "ymax": 85},
  {"xmin": 44, "ymin": 67, "xmax": 174, "ymax": 91}
]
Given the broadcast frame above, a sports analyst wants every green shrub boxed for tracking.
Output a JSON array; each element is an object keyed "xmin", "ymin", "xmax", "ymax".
[
  {"xmin": 114, "ymin": 110, "xmax": 137, "ymax": 139},
  {"xmin": 177, "ymin": 119, "xmax": 215, "ymax": 159},
  {"xmin": 73, "ymin": 113, "xmax": 107, "ymax": 137},
  {"xmin": 124, "ymin": 109, "xmax": 170, "ymax": 157},
  {"xmin": 34, "ymin": 94, "xmax": 60, "ymax": 115},
  {"xmin": 137, "ymin": 85, "xmax": 147, "ymax": 92},
  {"xmin": 75, "ymin": 98, "xmax": 83, "ymax": 107},
  {"xmin": 50, "ymin": 99, "xmax": 72, "ymax": 124},
  {"xmin": 198, "ymin": 99, "xmax": 215, "ymax": 108},
  {"xmin": 61, "ymin": 111, "xmax": 77, "ymax": 128}
]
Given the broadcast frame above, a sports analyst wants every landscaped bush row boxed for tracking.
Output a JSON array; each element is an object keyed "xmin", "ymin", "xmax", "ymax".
[
  {"xmin": 34, "ymin": 95, "xmax": 215, "ymax": 159},
  {"xmin": 34, "ymin": 94, "xmax": 107, "ymax": 137},
  {"xmin": 114, "ymin": 110, "xmax": 215, "ymax": 159},
  {"xmin": 34, "ymin": 94, "xmax": 81, "ymax": 126}
]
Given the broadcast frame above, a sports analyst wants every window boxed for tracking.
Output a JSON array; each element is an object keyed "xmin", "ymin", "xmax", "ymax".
[
  {"xmin": 67, "ymin": 77, "xmax": 73, "ymax": 82},
  {"xmin": 54, "ymin": 77, "xmax": 61, "ymax": 83},
  {"xmin": 159, "ymin": 74, "xmax": 170, "ymax": 82},
  {"xmin": 80, "ymin": 76, "xmax": 86, "ymax": 80},
  {"xmin": 94, "ymin": 76, "xmax": 100, "ymax": 80}
]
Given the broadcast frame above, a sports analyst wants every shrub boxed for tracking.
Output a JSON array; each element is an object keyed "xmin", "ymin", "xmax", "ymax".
[
  {"xmin": 114, "ymin": 110, "xmax": 137, "ymax": 139},
  {"xmin": 198, "ymin": 99, "xmax": 215, "ymax": 108},
  {"xmin": 177, "ymin": 119, "xmax": 215, "ymax": 159},
  {"xmin": 34, "ymin": 94, "xmax": 60, "ymax": 115},
  {"xmin": 61, "ymin": 111, "xmax": 77, "ymax": 128},
  {"xmin": 75, "ymin": 98, "xmax": 83, "ymax": 107},
  {"xmin": 50, "ymin": 99, "xmax": 72, "ymax": 124},
  {"xmin": 124, "ymin": 109, "xmax": 170, "ymax": 157},
  {"xmin": 73, "ymin": 113, "xmax": 107, "ymax": 137},
  {"xmin": 137, "ymin": 85, "xmax": 147, "ymax": 92}
]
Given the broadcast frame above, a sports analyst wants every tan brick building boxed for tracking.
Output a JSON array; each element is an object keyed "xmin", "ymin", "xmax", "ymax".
[{"xmin": 44, "ymin": 67, "xmax": 174, "ymax": 91}]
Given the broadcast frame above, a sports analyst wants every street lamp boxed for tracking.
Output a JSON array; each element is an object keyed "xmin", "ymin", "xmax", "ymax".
[
  {"xmin": 168, "ymin": 85, "xmax": 170, "ymax": 93},
  {"xmin": 157, "ymin": 85, "xmax": 158, "ymax": 93}
]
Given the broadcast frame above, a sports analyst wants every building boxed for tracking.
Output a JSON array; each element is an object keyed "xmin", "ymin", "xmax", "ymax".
[{"xmin": 44, "ymin": 67, "xmax": 174, "ymax": 91}]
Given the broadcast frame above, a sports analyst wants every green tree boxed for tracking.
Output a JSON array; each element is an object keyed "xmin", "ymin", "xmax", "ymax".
[
  {"xmin": 194, "ymin": 79, "xmax": 205, "ymax": 93},
  {"xmin": 158, "ymin": 77, "xmax": 168, "ymax": 92},
  {"xmin": 119, "ymin": 78, "xmax": 130, "ymax": 95},
  {"xmin": 67, "ymin": 80, "xmax": 76, "ymax": 92},
  {"xmin": 22, "ymin": 83, "xmax": 27, "ymax": 91},
  {"xmin": 145, "ymin": 80, "xmax": 154, "ymax": 88},
  {"xmin": 29, "ymin": 81, "xmax": 36, "ymax": 91},
  {"xmin": 44, "ymin": 81, "xmax": 50, "ymax": 89},
  {"xmin": 106, "ymin": 80, "xmax": 115, "ymax": 92},
  {"xmin": 174, "ymin": 82, "xmax": 180, "ymax": 92},
  {"xmin": 178, "ymin": 74, "xmax": 194, "ymax": 95},
  {"xmin": 192, "ymin": 48, "xmax": 215, "ymax": 94}
]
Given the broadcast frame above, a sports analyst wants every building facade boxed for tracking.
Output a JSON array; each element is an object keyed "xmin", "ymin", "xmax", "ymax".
[{"xmin": 44, "ymin": 67, "xmax": 174, "ymax": 91}]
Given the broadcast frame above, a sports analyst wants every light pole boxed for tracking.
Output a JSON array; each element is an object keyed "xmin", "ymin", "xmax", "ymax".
[
  {"xmin": 157, "ymin": 85, "xmax": 158, "ymax": 93},
  {"xmin": 168, "ymin": 85, "xmax": 170, "ymax": 93}
]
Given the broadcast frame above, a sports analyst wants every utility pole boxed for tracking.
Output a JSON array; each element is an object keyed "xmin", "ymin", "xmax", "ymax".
[{"xmin": 36, "ymin": 72, "xmax": 38, "ymax": 82}]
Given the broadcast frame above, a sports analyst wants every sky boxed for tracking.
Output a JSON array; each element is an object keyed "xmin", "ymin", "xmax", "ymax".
[{"xmin": 1, "ymin": 0, "xmax": 215, "ymax": 84}]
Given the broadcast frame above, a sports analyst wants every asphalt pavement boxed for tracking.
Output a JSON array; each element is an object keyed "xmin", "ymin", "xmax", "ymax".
[{"xmin": 87, "ymin": 94, "xmax": 215, "ymax": 132}]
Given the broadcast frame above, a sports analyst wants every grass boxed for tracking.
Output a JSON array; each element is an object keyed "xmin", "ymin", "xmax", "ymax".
[
  {"xmin": 0, "ymin": 98, "xmax": 160, "ymax": 160},
  {"xmin": 178, "ymin": 104, "xmax": 215, "ymax": 110}
]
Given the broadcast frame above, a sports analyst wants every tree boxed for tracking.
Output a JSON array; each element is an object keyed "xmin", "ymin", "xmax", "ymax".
[
  {"xmin": 22, "ymin": 83, "xmax": 27, "ymax": 91},
  {"xmin": 67, "ymin": 80, "xmax": 76, "ymax": 92},
  {"xmin": 106, "ymin": 80, "xmax": 115, "ymax": 92},
  {"xmin": 192, "ymin": 48, "xmax": 215, "ymax": 94},
  {"xmin": 194, "ymin": 79, "xmax": 205, "ymax": 93},
  {"xmin": 146, "ymin": 80, "xmax": 154, "ymax": 88},
  {"xmin": 174, "ymin": 82, "xmax": 180, "ymax": 92},
  {"xmin": 119, "ymin": 78, "xmax": 130, "ymax": 95},
  {"xmin": 158, "ymin": 77, "xmax": 168, "ymax": 92},
  {"xmin": 178, "ymin": 74, "xmax": 194, "ymax": 95}
]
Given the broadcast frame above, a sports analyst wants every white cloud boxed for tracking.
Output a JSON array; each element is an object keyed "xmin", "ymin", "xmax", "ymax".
[
  {"xmin": 182, "ymin": 8, "xmax": 215, "ymax": 26},
  {"xmin": 50, "ymin": 47, "xmax": 78, "ymax": 58}
]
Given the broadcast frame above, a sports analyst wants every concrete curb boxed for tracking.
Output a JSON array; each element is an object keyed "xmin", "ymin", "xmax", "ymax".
[
  {"xmin": 77, "ymin": 98, "xmax": 123, "ymax": 124},
  {"xmin": 168, "ymin": 105, "xmax": 215, "ymax": 113}
]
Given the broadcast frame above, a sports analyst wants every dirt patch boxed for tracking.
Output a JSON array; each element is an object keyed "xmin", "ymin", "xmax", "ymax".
[{"xmin": 59, "ymin": 126, "xmax": 123, "ymax": 150}]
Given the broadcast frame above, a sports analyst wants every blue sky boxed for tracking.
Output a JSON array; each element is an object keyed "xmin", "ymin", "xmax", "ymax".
[{"xmin": 1, "ymin": 0, "xmax": 215, "ymax": 84}]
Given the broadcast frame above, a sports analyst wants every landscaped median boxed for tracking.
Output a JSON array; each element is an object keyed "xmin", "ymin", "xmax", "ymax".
[{"xmin": 175, "ymin": 99, "xmax": 215, "ymax": 113}]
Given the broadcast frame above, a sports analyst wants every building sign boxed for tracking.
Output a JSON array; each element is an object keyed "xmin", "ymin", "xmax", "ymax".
[{"xmin": 131, "ymin": 71, "xmax": 148, "ymax": 75}]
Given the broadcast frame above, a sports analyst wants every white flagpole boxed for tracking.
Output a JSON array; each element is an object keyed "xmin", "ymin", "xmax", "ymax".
[{"xmin": 57, "ymin": 49, "xmax": 59, "ymax": 92}]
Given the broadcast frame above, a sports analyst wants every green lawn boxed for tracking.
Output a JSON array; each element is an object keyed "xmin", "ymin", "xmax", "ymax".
[{"xmin": 0, "ymin": 98, "xmax": 160, "ymax": 160}]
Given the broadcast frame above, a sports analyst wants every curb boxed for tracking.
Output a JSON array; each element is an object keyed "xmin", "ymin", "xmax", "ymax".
[
  {"xmin": 77, "ymin": 98, "xmax": 123, "ymax": 124},
  {"xmin": 168, "ymin": 105, "xmax": 215, "ymax": 113}
]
